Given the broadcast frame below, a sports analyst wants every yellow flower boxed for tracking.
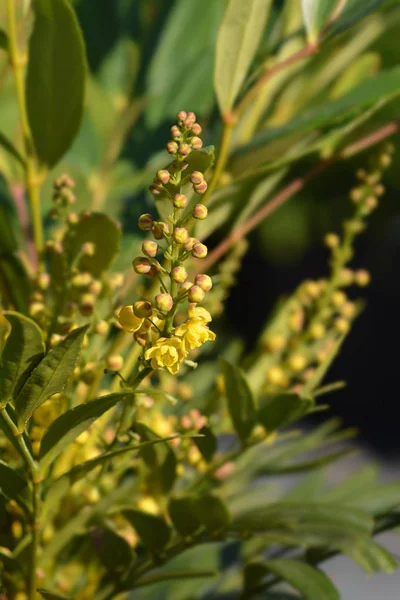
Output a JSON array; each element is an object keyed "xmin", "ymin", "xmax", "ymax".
[
  {"xmin": 118, "ymin": 305, "xmax": 144, "ymax": 332},
  {"xmin": 175, "ymin": 304, "xmax": 216, "ymax": 351},
  {"xmin": 145, "ymin": 337, "xmax": 186, "ymax": 374}
]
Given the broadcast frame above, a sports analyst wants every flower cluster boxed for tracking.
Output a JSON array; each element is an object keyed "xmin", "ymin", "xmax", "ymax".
[{"xmin": 118, "ymin": 112, "xmax": 216, "ymax": 374}]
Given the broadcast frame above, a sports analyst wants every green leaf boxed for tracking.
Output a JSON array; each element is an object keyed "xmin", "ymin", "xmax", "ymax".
[
  {"xmin": 92, "ymin": 526, "xmax": 135, "ymax": 578},
  {"xmin": 0, "ymin": 312, "xmax": 45, "ymax": 408},
  {"xmin": 214, "ymin": 0, "xmax": 273, "ymax": 114},
  {"xmin": 63, "ymin": 212, "xmax": 121, "ymax": 277},
  {"xmin": 124, "ymin": 509, "xmax": 171, "ymax": 554},
  {"xmin": 14, "ymin": 325, "xmax": 88, "ymax": 428},
  {"xmin": 168, "ymin": 496, "xmax": 201, "ymax": 537},
  {"xmin": 0, "ymin": 131, "xmax": 25, "ymax": 167},
  {"xmin": 345, "ymin": 538, "xmax": 398, "ymax": 575},
  {"xmin": 194, "ymin": 425, "xmax": 217, "ymax": 463},
  {"xmin": 0, "ymin": 255, "xmax": 31, "ymax": 314},
  {"xmin": 0, "ymin": 29, "xmax": 8, "ymax": 52},
  {"xmin": 145, "ymin": 0, "xmax": 223, "ymax": 128},
  {"xmin": 257, "ymin": 393, "xmax": 314, "ymax": 433},
  {"xmin": 240, "ymin": 66, "xmax": 400, "ymax": 154},
  {"xmin": 134, "ymin": 568, "xmax": 217, "ymax": 588},
  {"xmin": 302, "ymin": 334, "xmax": 347, "ymax": 396},
  {"xmin": 220, "ymin": 359, "xmax": 257, "ymax": 442},
  {"xmin": 135, "ymin": 422, "xmax": 177, "ymax": 494},
  {"xmin": 344, "ymin": 482, "xmax": 400, "ymax": 515},
  {"xmin": 37, "ymin": 588, "xmax": 71, "ymax": 600},
  {"xmin": 0, "ymin": 459, "xmax": 29, "ymax": 511},
  {"xmin": 246, "ymin": 559, "xmax": 340, "ymax": 600},
  {"xmin": 26, "ymin": 0, "xmax": 87, "ymax": 167},
  {"xmin": 98, "ymin": 37, "xmax": 139, "ymax": 102},
  {"xmin": 193, "ymin": 494, "xmax": 231, "ymax": 533},
  {"xmin": 39, "ymin": 392, "xmax": 131, "ymax": 472},
  {"xmin": 329, "ymin": 0, "xmax": 394, "ymax": 37},
  {"xmin": 301, "ymin": 1, "xmax": 337, "ymax": 43}
]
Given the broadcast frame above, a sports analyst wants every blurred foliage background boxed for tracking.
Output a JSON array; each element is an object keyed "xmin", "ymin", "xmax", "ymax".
[{"xmin": 1, "ymin": 0, "xmax": 399, "ymax": 453}]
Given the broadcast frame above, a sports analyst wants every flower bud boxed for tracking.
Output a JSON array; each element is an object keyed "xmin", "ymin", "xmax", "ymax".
[
  {"xmin": 177, "ymin": 111, "xmax": 187, "ymax": 122},
  {"xmin": 156, "ymin": 169, "xmax": 170, "ymax": 185},
  {"xmin": 288, "ymin": 353, "xmax": 306, "ymax": 372},
  {"xmin": 267, "ymin": 366, "xmax": 286, "ymax": 386},
  {"xmin": 194, "ymin": 180, "xmax": 208, "ymax": 194},
  {"xmin": 309, "ymin": 323, "xmax": 325, "ymax": 340},
  {"xmin": 350, "ymin": 187, "xmax": 363, "ymax": 203},
  {"xmin": 170, "ymin": 125, "xmax": 181, "ymax": 139},
  {"xmin": 132, "ymin": 257, "xmax": 152, "ymax": 275},
  {"xmin": 95, "ymin": 320, "xmax": 110, "ymax": 335},
  {"xmin": 334, "ymin": 317, "xmax": 350, "ymax": 334},
  {"xmin": 171, "ymin": 266, "xmax": 188, "ymax": 283},
  {"xmin": 50, "ymin": 333, "xmax": 63, "ymax": 347},
  {"xmin": 138, "ymin": 213, "xmax": 153, "ymax": 231},
  {"xmin": 89, "ymin": 280, "xmax": 103, "ymax": 295},
  {"xmin": 178, "ymin": 143, "xmax": 191, "ymax": 156},
  {"xmin": 190, "ymin": 171, "xmax": 204, "ymax": 185},
  {"xmin": 354, "ymin": 269, "xmax": 370, "ymax": 287},
  {"xmin": 191, "ymin": 123, "xmax": 202, "ymax": 136},
  {"xmin": 266, "ymin": 334, "xmax": 286, "ymax": 352},
  {"xmin": 324, "ymin": 233, "xmax": 339, "ymax": 249},
  {"xmin": 67, "ymin": 212, "xmax": 79, "ymax": 224},
  {"xmin": 180, "ymin": 281, "xmax": 194, "ymax": 294},
  {"xmin": 37, "ymin": 273, "xmax": 50, "ymax": 290},
  {"xmin": 188, "ymin": 285, "xmax": 205, "ymax": 303},
  {"xmin": 184, "ymin": 237, "xmax": 198, "ymax": 251},
  {"xmin": 340, "ymin": 268, "xmax": 354, "ymax": 286},
  {"xmin": 380, "ymin": 154, "xmax": 392, "ymax": 168},
  {"xmin": 331, "ymin": 290, "xmax": 346, "ymax": 307},
  {"xmin": 142, "ymin": 240, "xmax": 158, "ymax": 258},
  {"xmin": 79, "ymin": 293, "xmax": 96, "ymax": 316},
  {"xmin": 192, "ymin": 242, "xmax": 208, "ymax": 259},
  {"xmin": 107, "ymin": 354, "xmax": 124, "ymax": 371},
  {"xmin": 133, "ymin": 300, "xmax": 153, "ymax": 318},
  {"xmin": 167, "ymin": 141, "xmax": 178, "ymax": 155},
  {"xmin": 152, "ymin": 221, "xmax": 169, "ymax": 240},
  {"xmin": 155, "ymin": 293, "xmax": 174, "ymax": 312},
  {"xmin": 173, "ymin": 227, "xmax": 189, "ymax": 244},
  {"xmin": 364, "ymin": 196, "xmax": 378, "ymax": 211},
  {"xmin": 108, "ymin": 273, "xmax": 124, "ymax": 289},
  {"xmin": 71, "ymin": 272, "xmax": 92, "ymax": 287},
  {"xmin": 194, "ymin": 273, "xmax": 212, "ymax": 292},
  {"xmin": 145, "ymin": 265, "xmax": 159, "ymax": 278},
  {"xmin": 149, "ymin": 182, "xmax": 163, "ymax": 195},
  {"xmin": 81, "ymin": 242, "xmax": 95, "ymax": 257},
  {"xmin": 183, "ymin": 111, "xmax": 196, "ymax": 128},
  {"xmin": 173, "ymin": 193, "xmax": 188, "ymax": 209},
  {"xmin": 193, "ymin": 204, "xmax": 208, "ymax": 220},
  {"xmin": 46, "ymin": 240, "xmax": 63, "ymax": 254},
  {"xmin": 191, "ymin": 136, "xmax": 203, "ymax": 150}
]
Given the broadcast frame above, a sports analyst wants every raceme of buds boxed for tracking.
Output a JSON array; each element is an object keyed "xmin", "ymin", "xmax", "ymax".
[{"xmin": 122, "ymin": 112, "xmax": 215, "ymax": 375}]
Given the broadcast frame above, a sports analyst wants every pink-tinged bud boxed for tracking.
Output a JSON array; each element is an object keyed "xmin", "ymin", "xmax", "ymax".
[
  {"xmin": 195, "ymin": 273, "xmax": 212, "ymax": 292},
  {"xmin": 188, "ymin": 285, "xmax": 205, "ymax": 303},
  {"xmin": 138, "ymin": 213, "xmax": 153, "ymax": 231},
  {"xmin": 155, "ymin": 293, "xmax": 174, "ymax": 312},
  {"xmin": 152, "ymin": 221, "xmax": 169, "ymax": 240},
  {"xmin": 89, "ymin": 280, "xmax": 102, "ymax": 295},
  {"xmin": 190, "ymin": 171, "xmax": 204, "ymax": 185},
  {"xmin": 183, "ymin": 112, "xmax": 196, "ymax": 128},
  {"xmin": 192, "ymin": 242, "xmax": 208, "ymax": 259},
  {"xmin": 81, "ymin": 242, "xmax": 95, "ymax": 256},
  {"xmin": 95, "ymin": 320, "xmax": 110, "ymax": 335},
  {"xmin": 184, "ymin": 237, "xmax": 198, "ymax": 251},
  {"xmin": 142, "ymin": 240, "xmax": 158, "ymax": 258},
  {"xmin": 190, "ymin": 136, "xmax": 203, "ymax": 150},
  {"xmin": 193, "ymin": 204, "xmax": 208, "ymax": 220},
  {"xmin": 173, "ymin": 227, "xmax": 189, "ymax": 244},
  {"xmin": 67, "ymin": 212, "xmax": 79, "ymax": 224},
  {"xmin": 194, "ymin": 180, "xmax": 208, "ymax": 195},
  {"xmin": 178, "ymin": 143, "xmax": 191, "ymax": 156},
  {"xmin": 177, "ymin": 111, "xmax": 188, "ymax": 122},
  {"xmin": 156, "ymin": 169, "xmax": 170, "ymax": 185},
  {"xmin": 132, "ymin": 257, "xmax": 152, "ymax": 275},
  {"xmin": 79, "ymin": 293, "xmax": 96, "ymax": 316},
  {"xmin": 173, "ymin": 193, "xmax": 188, "ymax": 209},
  {"xmin": 191, "ymin": 123, "xmax": 202, "ymax": 136},
  {"xmin": 149, "ymin": 182, "xmax": 163, "ymax": 195},
  {"xmin": 180, "ymin": 281, "xmax": 194, "ymax": 294},
  {"xmin": 107, "ymin": 354, "xmax": 124, "ymax": 371},
  {"xmin": 170, "ymin": 125, "xmax": 181, "ymax": 139},
  {"xmin": 71, "ymin": 272, "xmax": 92, "ymax": 287},
  {"xmin": 133, "ymin": 300, "xmax": 153, "ymax": 318},
  {"xmin": 167, "ymin": 141, "xmax": 178, "ymax": 155},
  {"xmin": 354, "ymin": 269, "xmax": 371, "ymax": 287},
  {"xmin": 171, "ymin": 266, "xmax": 188, "ymax": 283},
  {"xmin": 37, "ymin": 273, "xmax": 50, "ymax": 290},
  {"xmin": 144, "ymin": 265, "xmax": 159, "ymax": 278}
]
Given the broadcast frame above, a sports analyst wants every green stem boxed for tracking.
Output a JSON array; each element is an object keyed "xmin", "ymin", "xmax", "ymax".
[
  {"xmin": 6, "ymin": 0, "xmax": 44, "ymax": 267},
  {"xmin": 0, "ymin": 407, "xmax": 41, "ymax": 600}
]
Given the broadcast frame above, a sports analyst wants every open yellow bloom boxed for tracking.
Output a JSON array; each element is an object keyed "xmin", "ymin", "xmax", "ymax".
[
  {"xmin": 175, "ymin": 304, "xmax": 216, "ymax": 351},
  {"xmin": 145, "ymin": 337, "xmax": 187, "ymax": 374},
  {"xmin": 118, "ymin": 305, "xmax": 144, "ymax": 332}
]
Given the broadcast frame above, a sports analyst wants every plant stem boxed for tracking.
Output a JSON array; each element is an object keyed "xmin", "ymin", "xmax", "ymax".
[
  {"xmin": 0, "ymin": 407, "xmax": 41, "ymax": 599},
  {"xmin": 6, "ymin": 0, "xmax": 44, "ymax": 267}
]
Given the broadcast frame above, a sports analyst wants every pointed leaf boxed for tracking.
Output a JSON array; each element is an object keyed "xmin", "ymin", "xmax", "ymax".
[
  {"xmin": 214, "ymin": 0, "xmax": 273, "ymax": 114},
  {"xmin": 301, "ymin": 1, "xmax": 337, "ymax": 43},
  {"xmin": 0, "ymin": 312, "xmax": 45, "ymax": 408},
  {"xmin": 194, "ymin": 425, "xmax": 217, "ymax": 463},
  {"xmin": 14, "ymin": 326, "xmax": 89, "ymax": 428},
  {"xmin": 39, "ymin": 392, "xmax": 132, "ymax": 471},
  {"xmin": 257, "ymin": 393, "xmax": 314, "ymax": 433},
  {"xmin": 124, "ymin": 509, "xmax": 171, "ymax": 553},
  {"xmin": 26, "ymin": 0, "xmax": 87, "ymax": 167},
  {"xmin": 220, "ymin": 359, "xmax": 257, "ymax": 442},
  {"xmin": 249, "ymin": 559, "xmax": 340, "ymax": 600},
  {"xmin": 329, "ymin": 0, "xmax": 394, "ymax": 37},
  {"xmin": 91, "ymin": 526, "xmax": 135, "ymax": 577},
  {"xmin": 345, "ymin": 538, "xmax": 398, "ymax": 575},
  {"xmin": 0, "ymin": 459, "xmax": 29, "ymax": 511},
  {"xmin": 193, "ymin": 494, "xmax": 231, "ymax": 533},
  {"xmin": 135, "ymin": 422, "xmax": 177, "ymax": 494},
  {"xmin": 168, "ymin": 496, "xmax": 201, "ymax": 537}
]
